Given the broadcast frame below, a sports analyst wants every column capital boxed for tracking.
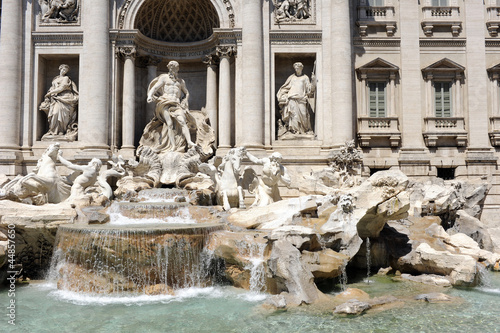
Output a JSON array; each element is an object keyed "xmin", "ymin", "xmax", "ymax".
[
  {"xmin": 117, "ymin": 45, "xmax": 137, "ymax": 60},
  {"xmin": 216, "ymin": 45, "xmax": 236, "ymax": 58},
  {"xmin": 203, "ymin": 53, "xmax": 219, "ymax": 66},
  {"xmin": 146, "ymin": 56, "xmax": 162, "ymax": 67}
]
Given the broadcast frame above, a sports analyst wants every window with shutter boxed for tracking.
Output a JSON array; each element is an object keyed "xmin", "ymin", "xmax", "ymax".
[
  {"xmin": 367, "ymin": 0, "xmax": 384, "ymax": 6},
  {"xmin": 434, "ymin": 82, "xmax": 452, "ymax": 117},
  {"xmin": 431, "ymin": 0, "xmax": 449, "ymax": 6},
  {"xmin": 369, "ymin": 82, "xmax": 387, "ymax": 117}
]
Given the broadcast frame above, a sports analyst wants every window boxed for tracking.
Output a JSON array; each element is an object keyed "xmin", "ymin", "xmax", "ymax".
[
  {"xmin": 367, "ymin": 0, "xmax": 384, "ymax": 6},
  {"xmin": 432, "ymin": 0, "xmax": 449, "ymax": 6},
  {"xmin": 437, "ymin": 167, "xmax": 455, "ymax": 180},
  {"xmin": 369, "ymin": 82, "xmax": 386, "ymax": 117},
  {"xmin": 434, "ymin": 82, "xmax": 452, "ymax": 117}
]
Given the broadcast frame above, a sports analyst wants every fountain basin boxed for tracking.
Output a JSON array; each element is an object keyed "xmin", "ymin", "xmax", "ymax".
[
  {"xmin": 50, "ymin": 223, "xmax": 225, "ymax": 294},
  {"xmin": 110, "ymin": 201, "xmax": 219, "ymax": 223}
]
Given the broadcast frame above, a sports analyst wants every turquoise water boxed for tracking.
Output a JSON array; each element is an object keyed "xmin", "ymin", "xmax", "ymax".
[{"xmin": 1, "ymin": 273, "xmax": 499, "ymax": 333}]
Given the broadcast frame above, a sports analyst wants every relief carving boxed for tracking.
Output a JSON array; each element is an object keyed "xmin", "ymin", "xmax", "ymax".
[
  {"xmin": 272, "ymin": 0, "xmax": 313, "ymax": 24},
  {"xmin": 39, "ymin": 0, "xmax": 79, "ymax": 23}
]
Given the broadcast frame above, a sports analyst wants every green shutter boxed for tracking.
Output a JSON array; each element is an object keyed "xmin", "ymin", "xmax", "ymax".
[
  {"xmin": 432, "ymin": 0, "xmax": 449, "ymax": 6},
  {"xmin": 368, "ymin": 82, "xmax": 386, "ymax": 117},
  {"xmin": 368, "ymin": 0, "xmax": 384, "ymax": 6},
  {"xmin": 435, "ymin": 82, "xmax": 452, "ymax": 117}
]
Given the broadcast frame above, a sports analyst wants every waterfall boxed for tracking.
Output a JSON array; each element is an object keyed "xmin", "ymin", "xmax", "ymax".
[
  {"xmin": 477, "ymin": 263, "xmax": 492, "ymax": 288},
  {"xmin": 366, "ymin": 237, "xmax": 371, "ymax": 284},
  {"xmin": 238, "ymin": 237, "xmax": 267, "ymax": 293},
  {"xmin": 339, "ymin": 260, "xmax": 348, "ymax": 291},
  {"xmin": 48, "ymin": 224, "xmax": 224, "ymax": 294}
]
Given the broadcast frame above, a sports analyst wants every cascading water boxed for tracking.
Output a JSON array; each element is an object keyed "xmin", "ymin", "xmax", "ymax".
[
  {"xmin": 241, "ymin": 240, "xmax": 267, "ymax": 293},
  {"xmin": 47, "ymin": 189, "xmax": 225, "ymax": 295},
  {"xmin": 339, "ymin": 260, "xmax": 348, "ymax": 291},
  {"xmin": 366, "ymin": 237, "xmax": 372, "ymax": 284}
]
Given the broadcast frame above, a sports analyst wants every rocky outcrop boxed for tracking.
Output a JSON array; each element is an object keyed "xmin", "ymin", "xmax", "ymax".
[
  {"xmin": 408, "ymin": 178, "xmax": 488, "ymax": 224},
  {"xmin": 448, "ymin": 210, "xmax": 495, "ymax": 252},
  {"xmin": 0, "ymin": 201, "xmax": 76, "ymax": 278},
  {"xmin": 268, "ymin": 239, "xmax": 323, "ymax": 305}
]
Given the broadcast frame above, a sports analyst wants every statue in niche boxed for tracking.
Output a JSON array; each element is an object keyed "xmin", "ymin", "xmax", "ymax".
[
  {"xmin": 39, "ymin": 64, "xmax": 79, "ymax": 141},
  {"xmin": 140, "ymin": 60, "xmax": 214, "ymax": 155},
  {"xmin": 273, "ymin": 0, "xmax": 311, "ymax": 23},
  {"xmin": 39, "ymin": 0, "xmax": 79, "ymax": 23},
  {"xmin": 276, "ymin": 62, "xmax": 316, "ymax": 139},
  {"xmin": 244, "ymin": 151, "xmax": 291, "ymax": 207}
]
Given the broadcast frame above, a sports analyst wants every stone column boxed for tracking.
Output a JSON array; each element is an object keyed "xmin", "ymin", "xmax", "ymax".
[
  {"xmin": 203, "ymin": 54, "xmax": 218, "ymax": 143},
  {"xmin": 360, "ymin": 75, "xmax": 367, "ymax": 117},
  {"xmin": 331, "ymin": 0, "xmax": 353, "ymax": 146},
  {"xmin": 146, "ymin": 57, "xmax": 161, "ymax": 121},
  {"xmin": 0, "ymin": 0, "xmax": 22, "ymax": 151},
  {"xmin": 217, "ymin": 46, "xmax": 235, "ymax": 148},
  {"xmin": 464, "ymin": 0, "xmax": 495, "ymax": 170},
  {"xmin": 240, "ymin": 0, "xmax": 264, "ymax": 148},
  {"xmin": 389, "ymin": 74, "xmax": 396, "ymax": 117},
  {"xmin": 425, "ymin": 76, "xmax": 433, "ymax": 117},
  {"xmin": 493, "ymin": 77, "xmax": 499, "ymax": 116},
  {"xmin": 455, "ymin": 75, "xmax": 462, "ymax": 117},
  {"xmin": 78, "ymin": 0, "xmax": 110, "ymax": 151},
  {"xmin": 120, "ymin": 46, "xmax": 136, "ymax": 153}
]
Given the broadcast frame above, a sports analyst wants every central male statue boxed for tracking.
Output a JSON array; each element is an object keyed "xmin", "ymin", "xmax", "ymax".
[{"xmin": 140, "ymin": 60, "xmax": 197, "ymax": 153}]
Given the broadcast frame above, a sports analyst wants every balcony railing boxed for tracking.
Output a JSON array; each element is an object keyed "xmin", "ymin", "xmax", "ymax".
[
  {"xmin": 489, "ymin": 116, "xmax": 500, "ymax": 146},
  {"xmin": 357, "ymin": 116, "xmax": 401, "ymax": 147},
  {"xmin": 357, "ymin": 6, "xmax": 396, "ymax": 37},
  {"xmin": 486, "ymin": 6, "xmax": 500, "ymax": 36},
  {"xmin": 423, "ymin": 117, "xmax": 467, "ymax": 146},
  {"xmin": 421, "ymin": 6, "xmax": 461, "ymax": 37}
]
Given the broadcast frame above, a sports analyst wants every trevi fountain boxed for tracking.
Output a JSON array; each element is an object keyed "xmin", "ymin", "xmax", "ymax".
[{"xmin": 0, "ymin": 1, "xmax": 500, "ymax": 332}]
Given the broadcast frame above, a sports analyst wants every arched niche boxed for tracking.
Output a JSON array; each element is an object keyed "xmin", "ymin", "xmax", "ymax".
[{"xmin": 118, "ymin": 0, "xmax": 233, "ymax": 31}]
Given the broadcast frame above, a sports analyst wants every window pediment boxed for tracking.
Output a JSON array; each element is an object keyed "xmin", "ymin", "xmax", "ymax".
[
  {"xmin": 488, "ymin": 63, "xmax": 500, "ymax": 80},
  {"xmin": 356, "ymin": 58, "xmax": 399, "ymax": 80},
  {"xmin": 422, "ymin": 58, "xmax": 464, "ymax": 80}
]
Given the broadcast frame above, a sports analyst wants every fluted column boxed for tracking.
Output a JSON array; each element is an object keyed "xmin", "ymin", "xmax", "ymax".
[
  {"xmin": 79, "ymin": 0, "xmax": 110, "ymax": 149},
  {"xmin": 203, "ymin": 54, "xmax": 218, "ymax": 143},
  {"xmin": 217, "ymin": 46, "xmax": 235, "ymax": 148},
  {"xmin": 331, "ymin": 0, "xmax": 353, "ymax": 145},
  {"xmin": 240, "ymin": 0, "xmax": 264, "ymax": 148},
  {"xmin": 146, "ymin": 57, "xmax": 161, "ymax": 121},
  {"xmin": 120, "ymin": 46, "xmax": 136, "ymax": 151},
  {"xmin": 0, "ymin": 0, "xmax": 23, "ymax": 150}
]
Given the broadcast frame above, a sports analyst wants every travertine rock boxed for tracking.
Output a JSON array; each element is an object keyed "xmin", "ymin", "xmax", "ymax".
[
  {"xmin": 400, "ymin": 273, "xmax": 452, "ymax": 287},
  {"xmin": 333, "ymin": 299, "xmax": 371, "ymax": 315}
]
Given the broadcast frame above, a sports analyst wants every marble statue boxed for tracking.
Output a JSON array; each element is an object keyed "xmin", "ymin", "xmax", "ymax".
[
  {"xmin": 58, "ymin": 152, "xmax": 102, "ymax": 201},
  {"xmin": 114, "ymin": 146, "xmax": 163, "ymax": 198},
  {"xmin": 141, "ymin": 60, "xmax": 197, "ymax": 153},
  {"xmin": 199, "ymin": 147, "xmax": 247, "ymax": 210},
  {"xmin": 244, "ymin": 151, "xmax": 291, "ymax": 207},
  {"xmin": 40, "ymin": 0, "xmax": 79, "ymax": 23},
  {"xmin": 328, "ymin": 140, "xmax": 363, "ymax": 187},
  {"xmin": 277, "ymin": 62, "xmax": 316, "ymax": 138},
  {"xmin": 273, "ymin": 0, "xmax": 311, "ymax": 23},
  {"xmin": 97, "ymin": 155, "xmax": 126, "ymax": 200},
  {"xmin": 39, "ymin": 64, "xmax": 79, "ymax": 141},
  {"xmin": 0, "ymin": 143, "xmax": 70, "ymax": 204}
]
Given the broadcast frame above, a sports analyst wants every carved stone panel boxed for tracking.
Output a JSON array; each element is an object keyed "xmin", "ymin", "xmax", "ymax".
[
  {"xmin": 39, "ymin": 0, "xmax": 80, "ymax": 24},
  {"xmin": 272, "ymin": 0, "xmax": 316, "ymax": 25}
]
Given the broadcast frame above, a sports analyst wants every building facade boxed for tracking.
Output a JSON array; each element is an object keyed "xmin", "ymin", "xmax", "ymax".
[{"xmin": 1, "ymin": 0, "xmax": 500, "ymax": 218}]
